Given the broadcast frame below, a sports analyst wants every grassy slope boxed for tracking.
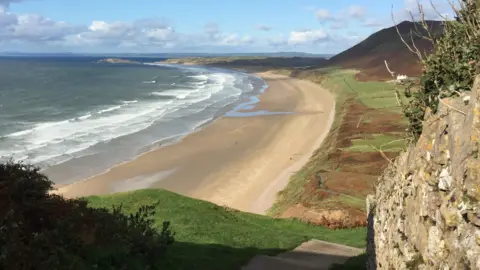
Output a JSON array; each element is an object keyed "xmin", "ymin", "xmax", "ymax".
[
  {"xmin": 269, "ymin": 67, "xmax": 407, "ymax": 217},
  {"xmin": 345, "ymin": 134, "xmax": 406, "ymax": 153},
  {"xmin": 323, "ymin": 69, "xmax": 404, "ymax": 113},
  {"xmin": 87, "ymin": 189, "xmax": 366, "ymax": 270}
]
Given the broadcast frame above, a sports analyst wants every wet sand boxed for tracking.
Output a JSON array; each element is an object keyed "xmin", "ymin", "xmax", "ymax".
[{"xmin": 55, "ymin": 72, "xmax": 335, "ymax": 214}]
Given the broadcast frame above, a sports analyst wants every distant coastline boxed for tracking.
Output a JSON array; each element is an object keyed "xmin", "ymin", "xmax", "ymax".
[{"xmin": 96, "ymin": 58, "xmax": 141, "ymax": 64}]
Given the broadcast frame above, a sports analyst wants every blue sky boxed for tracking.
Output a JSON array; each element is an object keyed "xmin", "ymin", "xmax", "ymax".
[{"xmin": 0, "ymin": 0, "xmax": 452, "ymax": 54}]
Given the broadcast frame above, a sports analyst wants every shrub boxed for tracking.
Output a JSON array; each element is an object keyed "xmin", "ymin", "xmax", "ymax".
[
  {"xmin": 402, "ymin": 0, "xmax": 480, "ymax": 140},
  {"xmin": 0, "ymin": 161, "xmax": 174, "ymax": 270}
]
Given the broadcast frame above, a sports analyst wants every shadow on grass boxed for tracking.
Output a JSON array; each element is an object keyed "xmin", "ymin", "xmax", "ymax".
[
  {"xmin": 159, "ymin": 241, "xmax": 360, "ymax": 270},
  {"xmin": 159, "ymin": 242, "xmax": 285, "ymax": 270},
  {"xmin": 329, "ymin": 254, "xmax": 367, "ymax": 270}
]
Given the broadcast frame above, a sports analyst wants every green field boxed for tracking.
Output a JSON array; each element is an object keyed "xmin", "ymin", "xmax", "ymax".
[
  {"xmin": 87, "ymin": 189, "xmax": 366, "ymax": 270},
  {"xmin": 344, "ymin": 134, "xmax": 406, "ymax": 153},
  {"xmin": 268, "ymin": 67, "xmax": 407, "ymax": 220},
  {"xmin": 321, "ymin": 69, "xmax": 405, "ymax": 113}
]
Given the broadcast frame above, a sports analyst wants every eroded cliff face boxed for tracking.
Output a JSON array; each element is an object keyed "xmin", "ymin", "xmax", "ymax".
[{"xmin": 367, "ymin": 75, "xmax": 480, "ymax": 269}]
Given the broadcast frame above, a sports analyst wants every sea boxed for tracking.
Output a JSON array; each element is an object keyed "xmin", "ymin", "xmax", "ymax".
[{"xmin": 0, "ymin": 56, "xmax": 267, "ymax": 184}]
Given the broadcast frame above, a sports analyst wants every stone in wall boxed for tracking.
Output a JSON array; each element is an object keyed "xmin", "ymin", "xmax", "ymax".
[{"xmin": 367, "ymin": 75, "xmax": 480, "ymax": 269}]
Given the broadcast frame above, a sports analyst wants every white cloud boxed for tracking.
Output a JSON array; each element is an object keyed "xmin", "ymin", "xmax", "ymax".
[
  {"xmin": 0, "ymin": 12, "xmax": 83, "ymax": 42},
  {"xmin": 363, "ymin": 18, "xmax": 383, "ymax": 27},
  {"xmin": 400, "ymin": 0, "xmax": 454, "ymax": 21},
  {"xmin": 198, "ymin": 22, "xmax": 253, "ymax": 47},
  {"xmin": 216, "ymin": 34, "xmax": 253, "ymax": 46},
  {"xmin": 315, "ymin": 5, "xmax": 366, "ymax": 28},
  {"xmin": 330, "ymin": 21, "xmax": 348, "ymax": 30},
  {"xmin": 348, "ymin": 5, "xmax": 366, "ymax": 20},
  {"xmin": 0, "ymin": 7, "xmax": 17, "ymax": 26},
  {"xmin": 0, "ymin": 0, "xmax": 28, "ymax": 8},
  {"xmin": 204, "ymin": 22, "xmax": 219, "ymax": 38},
  {"xmin": 288, "ymin": 29, "xmax": 329, "ymax": 45},
  {"xmin": 70, "ymin": 20, "xmax": 175, "ymax": 47},
  {"xmin": 256, "ymin": 24, "xmax": 272, "ymax": 31},
  {"xmin": 316, "ymin": 9, "xmax": 336, "ymax": 23},
  {"xmin": 268, "ymin": 34, "xmax": 288, "ymax": 47}
]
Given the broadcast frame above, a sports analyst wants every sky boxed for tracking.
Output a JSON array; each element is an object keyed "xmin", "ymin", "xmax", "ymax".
[{"xmin": 0, "ymin": 0, "xmax": 454, "ymax": 54}]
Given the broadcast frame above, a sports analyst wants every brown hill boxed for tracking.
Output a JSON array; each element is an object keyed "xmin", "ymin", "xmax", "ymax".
[{"xmin": 328, "ymin": 20, "xmax": 444, "ymax": 81}]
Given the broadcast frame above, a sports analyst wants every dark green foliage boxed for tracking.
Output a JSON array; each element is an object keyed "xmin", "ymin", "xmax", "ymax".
[
  {"xmin": 403, "ymin": 1, "xmax": 480, "ymax": 140},
  {"xmin": 0, "ymin": 161, "xmax": 174, "ymax": 270}
]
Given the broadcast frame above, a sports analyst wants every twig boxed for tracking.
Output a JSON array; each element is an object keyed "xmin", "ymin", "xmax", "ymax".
[
  {"xmin": 392, "ymin": 7, "xmax": 423, "ymax": 60},
  {"xmin": 356, "ymin": 116, "xmax": 363, "ymax": 128},
  {"xmin": 395, "ymin": 92, "xmax": 401, "ymax": 106},
  {"xmin": 429, "ymin": 0, "xmax": 449, "ymax": 21},
  {"xmin": 409, "ymin": 29, "xmax": 424, "ymax": 61},
  {"xmin": 380, "ymin": 139, "xmax": 407, "ymax": 152},
  {"xmin": 447, "ymin": 0, "xmax": 461, "ymax": 18},
  {"xmin": 369, "ymin": 144, "xmax": 394, "ymax": 165},
  {"xmin": 439, "ymin": 98, "xmax": 467, "ymax": 115},
  {"xmin": 384, "ymin": 60, "xmax": 396, "ymax": 79},
  {"xmin": 416, "ymin": 1, "xmax": 436, "ymax": 43}
]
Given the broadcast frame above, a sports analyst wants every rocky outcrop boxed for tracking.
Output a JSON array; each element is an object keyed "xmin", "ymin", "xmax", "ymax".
[{"xmin": 367, "ymin": 75, "xmax": 480, "ymax": 269}]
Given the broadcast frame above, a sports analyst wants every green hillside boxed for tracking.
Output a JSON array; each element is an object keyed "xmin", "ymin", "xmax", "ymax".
[{"xmin": 87, "ymin": 189, "xmax": 366, "ymax": 270}]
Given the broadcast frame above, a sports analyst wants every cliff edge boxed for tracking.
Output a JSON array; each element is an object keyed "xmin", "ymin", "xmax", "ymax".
[{"xmin": 367, "ymin": 75, "xmax": 480, "ymax": 269}]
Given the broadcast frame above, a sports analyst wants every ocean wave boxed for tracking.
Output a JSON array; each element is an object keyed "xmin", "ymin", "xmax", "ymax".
[
  {"xmin": 188, "ymin": 74, "xmax": 209, "ymax": 81},
  {"xmin": 98, "ymin": 105, "xmax": 122, "ymax": 114},
  {"xmin": 123, "ymin": 100, "xmax": 138, "ymax": 104},
  {"xmin": 142, "ymin": 80, "xmax": 156, "ymax": 84},
  {"xmin": 1, "ymin": 69, "xmax": 261, "ymax": 168},
  {"xmin": 77, "ymin": 113, "xmax": 92, "ymax": 120},
  {"xmin": 6, "ymin": 120, "xmax": 70, "ymax": 138}
]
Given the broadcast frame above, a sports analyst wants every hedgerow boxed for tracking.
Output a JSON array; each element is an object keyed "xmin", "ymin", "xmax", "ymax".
[
  {"xmin": 402, "ymin": 0, "xmax": 480, "ymax": 140},
  {"xmin": 0, "ymin": 161, "xmax": 174, "ymax": 270}
]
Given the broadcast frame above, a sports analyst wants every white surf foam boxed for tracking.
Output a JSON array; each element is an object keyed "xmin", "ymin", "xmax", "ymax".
[{"xmin": 1, "ymin": 69, "xmax": 257, "ymax": 168}]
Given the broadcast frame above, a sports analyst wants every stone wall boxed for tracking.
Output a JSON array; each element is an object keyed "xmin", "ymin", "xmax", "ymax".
[{"xmin": 367, "ymin": 75, "xmax": 480, "ymax": 269}]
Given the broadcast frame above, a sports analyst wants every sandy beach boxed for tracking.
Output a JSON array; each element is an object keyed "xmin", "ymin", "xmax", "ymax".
[{"xmin": 56, "ymin": 72, "xmax": 335, "ymax": 214}]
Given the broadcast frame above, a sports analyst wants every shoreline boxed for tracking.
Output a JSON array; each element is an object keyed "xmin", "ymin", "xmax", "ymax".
[
  {"xmin": 50, "ymin": 74, "xmax": 267, "ymax": 189},
  {"xmin": 55, "ymin": 71, "xmax": 335, "ymax": 214}
]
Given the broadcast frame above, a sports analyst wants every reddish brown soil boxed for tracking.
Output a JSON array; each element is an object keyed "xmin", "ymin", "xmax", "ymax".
[
  {"xmin": 322, "ymin": 172, "xmax": 377, "ymax": 197},
  {"xmin": 280, "ymin": 204, "xmax": 367, "ymax": 229}
]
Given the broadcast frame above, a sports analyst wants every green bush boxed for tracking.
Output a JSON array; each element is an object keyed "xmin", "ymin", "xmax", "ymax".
[
  {"xmin": 0, "ymin": 162, "xmax": 174, "ymax": 270},
  {"xmin": 403, "ymin": 0, "xmax": 480, "ymax": 140}
]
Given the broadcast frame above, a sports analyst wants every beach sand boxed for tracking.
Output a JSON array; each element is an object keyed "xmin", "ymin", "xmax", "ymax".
[{"xmin": 56, "ymin": 72, "xmax": 335, "ymax": 214}]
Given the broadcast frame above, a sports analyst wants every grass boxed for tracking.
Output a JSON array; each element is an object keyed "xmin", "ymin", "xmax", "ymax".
[
  {"xmin": 344, "ymin": 134, "xmax": 406, "ymax": 153},
  {"xmin": 321, "ymin": 69, "xmax": 405, "ymax": 113},
  {"xmin": 268, "ymin": 67, "xmax": 408, "ymax": 219},
  {"xmin": 267, "ymin": 87, "xmax": 348, "ymax": 216},
  {"xmin": 86, "ymin": 189, "xmax": 366, "ymax": 270}
]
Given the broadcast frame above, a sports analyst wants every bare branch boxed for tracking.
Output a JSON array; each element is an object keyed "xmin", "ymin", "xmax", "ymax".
[
  {"xmin": 380, "ymin": 139, "xmax": 407, "ymax": 152},
  {"xmin": 369, "ymin": 144, "xmax": 394, "ymax": 164},
  {"xmin": 448, "ymin": 0, "xmax": 461, "ymax": 18},
  {"xmin": 408, "ymin": 10, "xmax": 425, "ymax": 39},
  {"xmin": 416, "ymin": 1, "xmax": 436, "ymax": 42},
  {"xmin": 356, "ymin": 116, "xmax": 363, "ymax": 128},
  {"xmin": 410, "ymin": 30, "xmax": 424, "ymax": 61},
  {"xmin": 391, "ymin": 6, "xmax": 423, "ymax": 60},
  {"xmin": 429, "ymin": 0, "xmax": 449, "ymax": 21},
  {"xmin": 384, "ymin": 60, "xmax": 396, "ymax": 79},
  {"xmin": 439, "ymin": 98, "xmax": 467, "ymax": 115}
]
